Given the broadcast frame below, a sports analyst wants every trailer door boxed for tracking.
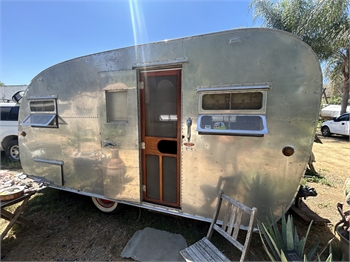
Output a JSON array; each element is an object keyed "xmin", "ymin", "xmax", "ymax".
[{"xmin": 140, "ymin": 70, "xmax": 181, "ymax": 207}]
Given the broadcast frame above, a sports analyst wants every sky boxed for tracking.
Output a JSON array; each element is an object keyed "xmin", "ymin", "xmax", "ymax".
[{"xmin": 1, "ymin": 0, "xmax": 262, "ymax": 85}]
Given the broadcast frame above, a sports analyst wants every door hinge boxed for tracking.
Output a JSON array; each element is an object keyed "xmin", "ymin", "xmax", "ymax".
[
  {"xmin": 141, "ymin": 142, "xmax": 145, "ymax": 149},
  {"xmin": 142, "ymin": 185, "xmax": 146, "ymax": 192},
  {"xmin": 139, "ymin": 81, "xmax": 144, "ymax": 89}
]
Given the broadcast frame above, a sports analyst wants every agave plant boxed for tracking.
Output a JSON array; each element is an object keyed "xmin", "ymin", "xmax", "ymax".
[{"xmin": 257, "ymin": 210, "xmax": 332, "ymax": 262}]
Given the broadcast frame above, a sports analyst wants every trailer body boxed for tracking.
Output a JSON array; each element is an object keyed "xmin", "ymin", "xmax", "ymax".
[{"xmin": 18, "ymin": 28, "xmax": 322, "ymax": 224}]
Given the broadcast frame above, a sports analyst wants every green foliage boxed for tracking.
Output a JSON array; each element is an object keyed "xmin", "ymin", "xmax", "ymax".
[
  {"xmin": 305, "ymin": 176, "xmax": 333, "ymax": 187},
  {"xmin": 249, "ymin": 0, "xmax": 350, "ymax": 114},
  {"xmin": 258, "ymin": 210, "xmax": 318, "ymax": 261},
  {"xmin": 250, "ymin": 0, "xmax": 350, "ymax": 60},
  {"xmin": 344, "ymin": 178, "xmax": 350, "ymax": 205},
  {"xmin": 303, "ymin": 170, "xmax": 334, "ymax": 187},
  {"xmin": 0, "ymin": 81, "xmax": 4, "ymax": 87},
  {"xmin": 327, "ymin": 95, "xmax": 343, "ymax": 105},
  {"xmin": 0, "ymin": 155, "xmax": 22, "ymax": 169},
  {"xmin": 258, "ymin": 210, "xmax": 332, "ymax": 261}
]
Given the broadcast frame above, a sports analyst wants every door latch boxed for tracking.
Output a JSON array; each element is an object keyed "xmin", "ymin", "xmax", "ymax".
[{"xmin": 186, "ymin": 117, "xmax": 192, "ymax": 142}]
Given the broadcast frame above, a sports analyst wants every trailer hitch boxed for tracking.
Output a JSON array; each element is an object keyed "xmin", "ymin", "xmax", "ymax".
[{"xmin": 294, "ymin": 185, "xmax": 317, "ymax": 207}]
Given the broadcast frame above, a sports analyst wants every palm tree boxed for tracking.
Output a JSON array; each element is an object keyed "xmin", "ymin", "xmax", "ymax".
[{"xmin": 250, "ymin": 0, "xmax": 350, "ymax": 114}]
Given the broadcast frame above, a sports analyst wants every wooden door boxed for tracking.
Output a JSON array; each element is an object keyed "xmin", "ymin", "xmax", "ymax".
[{"xmin": 140, "ymin": 70, "xmax": 181, "ymax": 207}]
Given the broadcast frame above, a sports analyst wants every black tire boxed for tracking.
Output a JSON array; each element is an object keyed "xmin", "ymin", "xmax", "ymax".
[
  {"xmin": 5, "ymin": 140, "xmax": 20, "ymax": 161},
  {"xmin": 321, "ymin": 126, "xmax": 331, "ymax": 137},
  {"xmin": 91, "ymin": 197, "xmax": 123, "ymax": 213}
]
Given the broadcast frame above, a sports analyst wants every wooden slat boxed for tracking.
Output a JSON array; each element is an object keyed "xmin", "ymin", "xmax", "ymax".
[
  {"xmin": 1, "ymin": 209, "xmax": 39, "ymax": 228},
  {"xmin": 191, "ymin": 241, "xmax": 217, "ymax": 262},
  {"xmin": 184, "ymin": 190, "xmax": 257, "ymax": 262},
  {"xmin": 221, "ymin": 202, "xmax": 231, "ymax": 230},
  {"xmin": 226, "ymin": 205, "xmax": 236, "ymax": 235},
  {"xmin": 214, "ymin": 225, "xmax": 244, "ymax": 251},
  {"xmin": 232, "ymin": 209, "xmax": 242, "ymax": 240},
  {"xmin": 200, "ymin": 238, "xmax": 230, "ymax": 262},
  {"xmin": 207, "ymin": 191, "xmax": 223, "ymax": 239},
  {"xmin": 221, "ymin": 193, "xmax": 253, "ymax": 214},
  {"xmin": 182, "ymin": 244, "xmax": 207, "ymax": 262},
  {"xmin": 180, "ymin": 238, "xmax": 230, "ymax": 262},
  {"xmin": 1, "ymin": 197, "xmax": 30, "ymax": 240}
]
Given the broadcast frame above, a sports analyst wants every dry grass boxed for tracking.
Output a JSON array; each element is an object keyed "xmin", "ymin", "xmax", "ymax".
[{"xmin": 0, "ymin": 134, "xmax": 349, "ymax": 261}]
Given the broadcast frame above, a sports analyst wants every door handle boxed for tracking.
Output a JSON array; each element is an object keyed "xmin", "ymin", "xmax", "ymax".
[
  {"xmin": 186, "ymin": 117, "xmax": 192, "ymax": 142},
  {"xmin": 103, "ymin": 141, "xmax": 117, "ymax": 147}
]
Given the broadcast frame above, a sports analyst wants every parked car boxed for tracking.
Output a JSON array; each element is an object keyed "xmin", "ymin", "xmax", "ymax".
[
  {"xmin": 0, "ymin": 102, "xmax": 20, "ymax": 161},
  {"xmin": 321, "ymin": 113, "xmax": 350, "ymax": 137}
]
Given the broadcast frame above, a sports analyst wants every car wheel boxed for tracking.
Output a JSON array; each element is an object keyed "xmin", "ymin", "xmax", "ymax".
[
  {"xmin": 321, "ymin": 126, "xmax": 331, "ymax": 137},
  {"xmin": 5, "ymin": 140, "xmax": 20, "ymax": 161},
  {"xmin": 91, "ymin": 197, "xmax": 123, "ymax": 213}
]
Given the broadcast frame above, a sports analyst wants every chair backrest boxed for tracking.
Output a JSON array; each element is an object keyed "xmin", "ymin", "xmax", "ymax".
[{"xmin": 206, "ymin": 190, "xmax": 257, "ymax": 262}]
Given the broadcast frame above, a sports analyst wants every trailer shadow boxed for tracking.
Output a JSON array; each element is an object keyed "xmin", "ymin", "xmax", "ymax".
[{"xmin": 1, "ymin": 185, "xmax": 340, "ymax": 261}]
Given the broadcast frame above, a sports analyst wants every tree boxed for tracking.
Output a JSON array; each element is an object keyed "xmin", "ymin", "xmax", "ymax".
[
  {"xmin": 0, "ymin": 81, "xmax": 4, "ymax": 87},
  {"xmin": 250, "ymin": 0, "xmax": 350, "ymax": 114}
]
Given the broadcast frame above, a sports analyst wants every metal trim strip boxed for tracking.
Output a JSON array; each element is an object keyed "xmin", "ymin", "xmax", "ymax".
[
  {"xmin": 27, "ymin": 95, "xmax": 58, "ymax": 100},
  {"xmin": 133, "ymin": 57, "xmax": 188, "ymax": 69},
  {"xmin": 34, "ymin": 158, "xmax": 64, "ymax": 166},
  {"xmin": 196, "ymin": 84, "xmax": 271, "ymax": 92}
]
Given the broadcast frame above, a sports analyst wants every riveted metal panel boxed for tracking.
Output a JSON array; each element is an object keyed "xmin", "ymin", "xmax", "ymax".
[{"xmin": 18, "ymin": 28, "xmax": 322, "ymax": 224}]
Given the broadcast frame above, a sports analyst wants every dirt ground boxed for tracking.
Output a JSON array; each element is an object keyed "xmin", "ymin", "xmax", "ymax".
[{"xmin": 0, "ymin": 132, "xmax": 349, "ymax": 261}]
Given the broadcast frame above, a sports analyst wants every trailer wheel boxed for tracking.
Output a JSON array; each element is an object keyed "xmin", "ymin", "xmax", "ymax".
[
  {"xmin": 91, "ymin": 197, "xmax": 123, "ymax": 213},
  {"xmin": 321, "ymin": 126, "xmax": 331, "ymax": 137}
]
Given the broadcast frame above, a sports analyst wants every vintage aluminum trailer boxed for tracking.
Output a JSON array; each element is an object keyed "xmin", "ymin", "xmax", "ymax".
[{"xmin": 17, "ymin": 28, "xmax": 322, "ymax": 224}]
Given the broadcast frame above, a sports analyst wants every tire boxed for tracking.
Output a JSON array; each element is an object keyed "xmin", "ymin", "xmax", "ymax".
[
  {"xmin": 91, "ymin": 197, "xmax": 123, "ymax": 213},
  {"xmin": 5, "ymin": 140, "xmax": 20, "ymax": 161},
  {"xmin": 321, "ymin": 126, "xmax": 332, "ymax": 137}
]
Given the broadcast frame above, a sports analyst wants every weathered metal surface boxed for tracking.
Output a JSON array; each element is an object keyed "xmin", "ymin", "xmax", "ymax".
[{"xmin": 18, "ymin": 28, "xmax": 322, "ymax": 224}]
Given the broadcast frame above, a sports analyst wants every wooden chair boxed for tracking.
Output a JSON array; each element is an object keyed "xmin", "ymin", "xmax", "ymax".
[{"xmin": 180, "ymin": 190, "xmax": 257, "ymax": 262}]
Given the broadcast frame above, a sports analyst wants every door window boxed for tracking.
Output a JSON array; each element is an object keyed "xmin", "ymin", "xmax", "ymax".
[{"xmin": 144, "ymin": 76, "xmax": 177, "ymax": 138}]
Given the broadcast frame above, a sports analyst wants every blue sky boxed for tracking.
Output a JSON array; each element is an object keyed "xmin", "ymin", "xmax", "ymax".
[{"xmin": 1, "ymin": 0, "xmax": 261, "ymax": 85}]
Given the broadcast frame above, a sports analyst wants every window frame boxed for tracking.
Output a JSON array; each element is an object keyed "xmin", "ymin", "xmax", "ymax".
[
  {"xmin": 105, "ymin": 90, "xmax": 129, "ymax": 123},
  {"xmin": 196, "ymin": 84, "xmax": 270, "ymax": 136},
  {"xmin": 197, "ymin": 114, "xmax": 268, "ymax": 136},
  {"xmin": 21, "ymin": 95, "xmax": 58, "ymax": 128}
]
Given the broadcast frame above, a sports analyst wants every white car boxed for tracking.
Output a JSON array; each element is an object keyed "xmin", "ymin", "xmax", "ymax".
[
  {"xmin": 0, "ymin": 102, "xmax": 20, "ymax": 161},
  {"xmin": 321, "ymin": 113, "xmax": 350, "ymax": 137}
]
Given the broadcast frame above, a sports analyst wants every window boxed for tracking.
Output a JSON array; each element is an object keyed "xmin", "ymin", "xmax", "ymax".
[
  {"xmin": 197, "ymin": 85, "xmax": 269, "ymax": 136},
  {"xmin": 21, "ymin": 96, "xmax": 58, "ymax": 127},
  {"xmin": 1, "ymin": 105, "xmax": 19, "ymax": 121},
  {"xmin": 198, "ymin": 115, "xmax": 268, "ymax": 135},
  {"xmin": 336, "ymin": 114, "xmax": 349, "ymax": 122},
  {"xmin": 106, "ymin": 91, "xmax": 128, "ymax": 122},
  {"xmin": 202, "ymin": 92, "xmax": 263, "ymax": 110},
  {"xmin": 30, "ymin": 100, "xmax": 55, "ymax": 112}
]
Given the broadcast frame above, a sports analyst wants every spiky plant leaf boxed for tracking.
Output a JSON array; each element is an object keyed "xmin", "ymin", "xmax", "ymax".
[
  {"xmin": 280, "ymin": 249, "xmax": 289, "ymax": 262},
  {"xmin": 286, "ymin": 215, "xmax": 294, "ymax": 251},
  {"xmin": 259, "ymin": 222, "xmax": 282, "ymax": 259},
  {"xmin": 258, "ymin": 218, "xmax": 280, "ymax": 260},
  {"xmin": 294, "ymin": 226, "xmax": 300, "ymax": 252},
  {"xmin": 281, "ymin": 211, "xmax": 287, "ymax": 250},
  {"xmin": 306, "ymin": 240, "xmax": 320, "ymax": 261},
  {"xmin": 324, "ymin": 251, "xmax": 332, "ymax": 262},
  {"xmin": 270, "ymin": 209, "xmax": 283, "ymax": 249},
  {"xmin": 257, "ymin": 223, "xmax": 277, "ymax": 262},
  {"xmin": 299, "ymin": 220, "xmax": 314, "ymax": 255}
]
